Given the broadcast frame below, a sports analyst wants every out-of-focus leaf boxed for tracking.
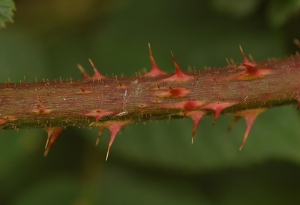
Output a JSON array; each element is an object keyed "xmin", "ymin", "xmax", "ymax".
[
  {"xmin": 210, "ymin": 0, "xmax": 261, "ymax": 17},
  {"xmin": 0, "ymin": 130, "xmax": 43, "ymax": 202},
  {"xmin": 13, "ymin": 176, "xmax": 81, "ymax": 205},
  {"xmin": 82, "ymin": 162, "xmax": 212, "ymax": 205},
  {"xmin": 0, "ymin": 30, "xmax": 50, "ymax": 81},
  {"xmin": 0, "ymin": 0, "xmax": 15, "ymax": 28},
  {"xmin": 267, "ymin": 0, "xmax": 300, "ymax": 27},
  {"xmin": 206, "ymin": 161, "xmax": 300, "ymax": 205}
]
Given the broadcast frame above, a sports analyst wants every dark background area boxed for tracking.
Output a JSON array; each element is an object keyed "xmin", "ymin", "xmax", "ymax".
[{"xmin": 1, "ymin": 0, "xmax": 300, "ymax": 204}]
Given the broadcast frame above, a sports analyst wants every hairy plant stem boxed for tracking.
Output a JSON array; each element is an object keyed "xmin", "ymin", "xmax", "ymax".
[{"xmin": 0, "ymin": 53, "xmax": 299, "ymax": 130}]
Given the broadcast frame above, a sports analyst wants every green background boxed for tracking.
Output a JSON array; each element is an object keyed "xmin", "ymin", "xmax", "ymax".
[{"xmin": 1, "ymin": 0, "xmax": 300, "ymax": 204}]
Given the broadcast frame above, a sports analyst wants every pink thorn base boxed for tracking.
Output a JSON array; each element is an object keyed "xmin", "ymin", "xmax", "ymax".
[
  {"xmin": 77, "ymin": 64, "xmax": 90, "ymax": 80},
  {"xmin": 85, "ymin": 109, "xmax": 115, "ymax": 123},
  {"xmin": 88, "ymin": 59, "xmax": 106, "ymax": 80},
  {"xmin": 168, "ymin": 100, "xmax": 205, "ymax": 111},
  {"xmin": 154, "ymin": 87, "xmax": 191, "ymax": 98},
  {"xmin": 163, "ymin": 52, "xmax": 194, "ymax": 82},
  {"xmin": 220, "ymin": 45, "xmax": 272, "ymax": 81},
  {"xmin": 77, "ymin": 60, "xmax": 106, "ymax": 81},
  {"xmin": 186, "ymin": 111, "xmax": 206, "ymax": 144},
  {"xmin": 202, "ymin": 102, "xmax": 236, "ymax": 125}
]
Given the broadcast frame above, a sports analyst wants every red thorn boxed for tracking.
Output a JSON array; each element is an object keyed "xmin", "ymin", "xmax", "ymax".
[
  {"xmin": 105, "ymin": 121, "xmax": 131, "ymax": 160},
  {"xmin": 89, "ymin": 59, "xmax": 106, "ymax": 80},
  {"xmin": 239, "ymin": 45, "xmax": 257, "ymax": 70},
  {"xmin": 44, "ymin": 127, "xmax": 63, "ymax": 156},
  {"xmin": 95, "ymin": 126, "xmax": 104, "ymax": 146},
  {"xmin": 144, "ymin": 43, "xmax": 167, "ymax": 77},
  {"xmin": 172, "ymin": 51, "xmax": 184, "ymax": 76},
  {"xmin": 227, "ymin": 116, "xmax": 241, "ymax": 133},
  {"xmin": 202, "ymin": 102, "xmax": 236, "ymax": 125},
  {"xmin": 186, "ymin": 111, "xmax": 206, "ymax": 144},
  {"xmin": 77, "ymin": 64, "xmax": 91, "ymax": 80},
  {"xmin": 106, "ymin": 125, "xmax": 120, "ymax": 161},
  {"xmin": 85, "ymin": 109, "xmax": 115, "ymax": 123},
  {"xmin": 239, "ymin": 115, "xmax": 257, "ymax": 150},
  {"xmin": 163, "ymin": 52, "xmax": 193, "ymax": 82},
  {"xmin": 231, "ymin": 108, "xmax": 266, "ymax": 150}
]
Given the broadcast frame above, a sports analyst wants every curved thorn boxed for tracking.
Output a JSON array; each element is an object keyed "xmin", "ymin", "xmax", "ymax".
[
  {"xmin": 239, "ymin": 45, "xmax": 257, "ymax": 69},
  {"xmin": 171, "ymin": 51, "xmax": 183, "ymax": 75},
  {"xmin": 44, "ymin": 128, "xmax": 63, "ymax": 156},
  {"xmin": 238, "ymin": 108, "xmax": 265, "ymax": 150},
  {"xmin": 186, "ymin": 111, "xmax": 206, "ymax": 144},
  {"xmin": 105, "ymin": 121, "xmax": 131, "ymax": 160},
  {"xmin": 89, "ymin": 59, "xmax": 105, "ymax": 79},
  {"xmin": 239, "ymin": 115, "xmax": 256, "ymax": 150},
  {"xmin": 45, "ymin": 129, "xmax": 53, "ymax": 149},
  {"xmin": 77, "ymin": 64, "xmax": 91, "ymax": 80}
]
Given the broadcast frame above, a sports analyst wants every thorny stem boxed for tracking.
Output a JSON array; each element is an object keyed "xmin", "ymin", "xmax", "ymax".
[{"xmin": 0, "ymin": 51, "xmax": 299, "ymax": 131}]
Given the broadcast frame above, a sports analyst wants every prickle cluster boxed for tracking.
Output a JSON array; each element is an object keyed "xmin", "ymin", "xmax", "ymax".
[{"xmin": 1, "ymin": 42, "xmax": 300, "ymax": 159}]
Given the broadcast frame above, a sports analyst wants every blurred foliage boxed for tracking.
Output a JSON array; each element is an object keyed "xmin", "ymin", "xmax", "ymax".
[
  {"xmin": 0, "ymin": 0, "xmax": 15, "ymax": 27},
  {"xmin": 1, "ymin": 0, "xmax": 300, "ymax": 204},
  {"xmin": 267, "ymin": 0, "xmax": 300, "ymax": 27}
]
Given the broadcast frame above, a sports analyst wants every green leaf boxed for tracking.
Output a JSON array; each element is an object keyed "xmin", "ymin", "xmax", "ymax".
[{"xmin": 0, "ymin": 0, "xmax": 15, "ymax": 28}]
